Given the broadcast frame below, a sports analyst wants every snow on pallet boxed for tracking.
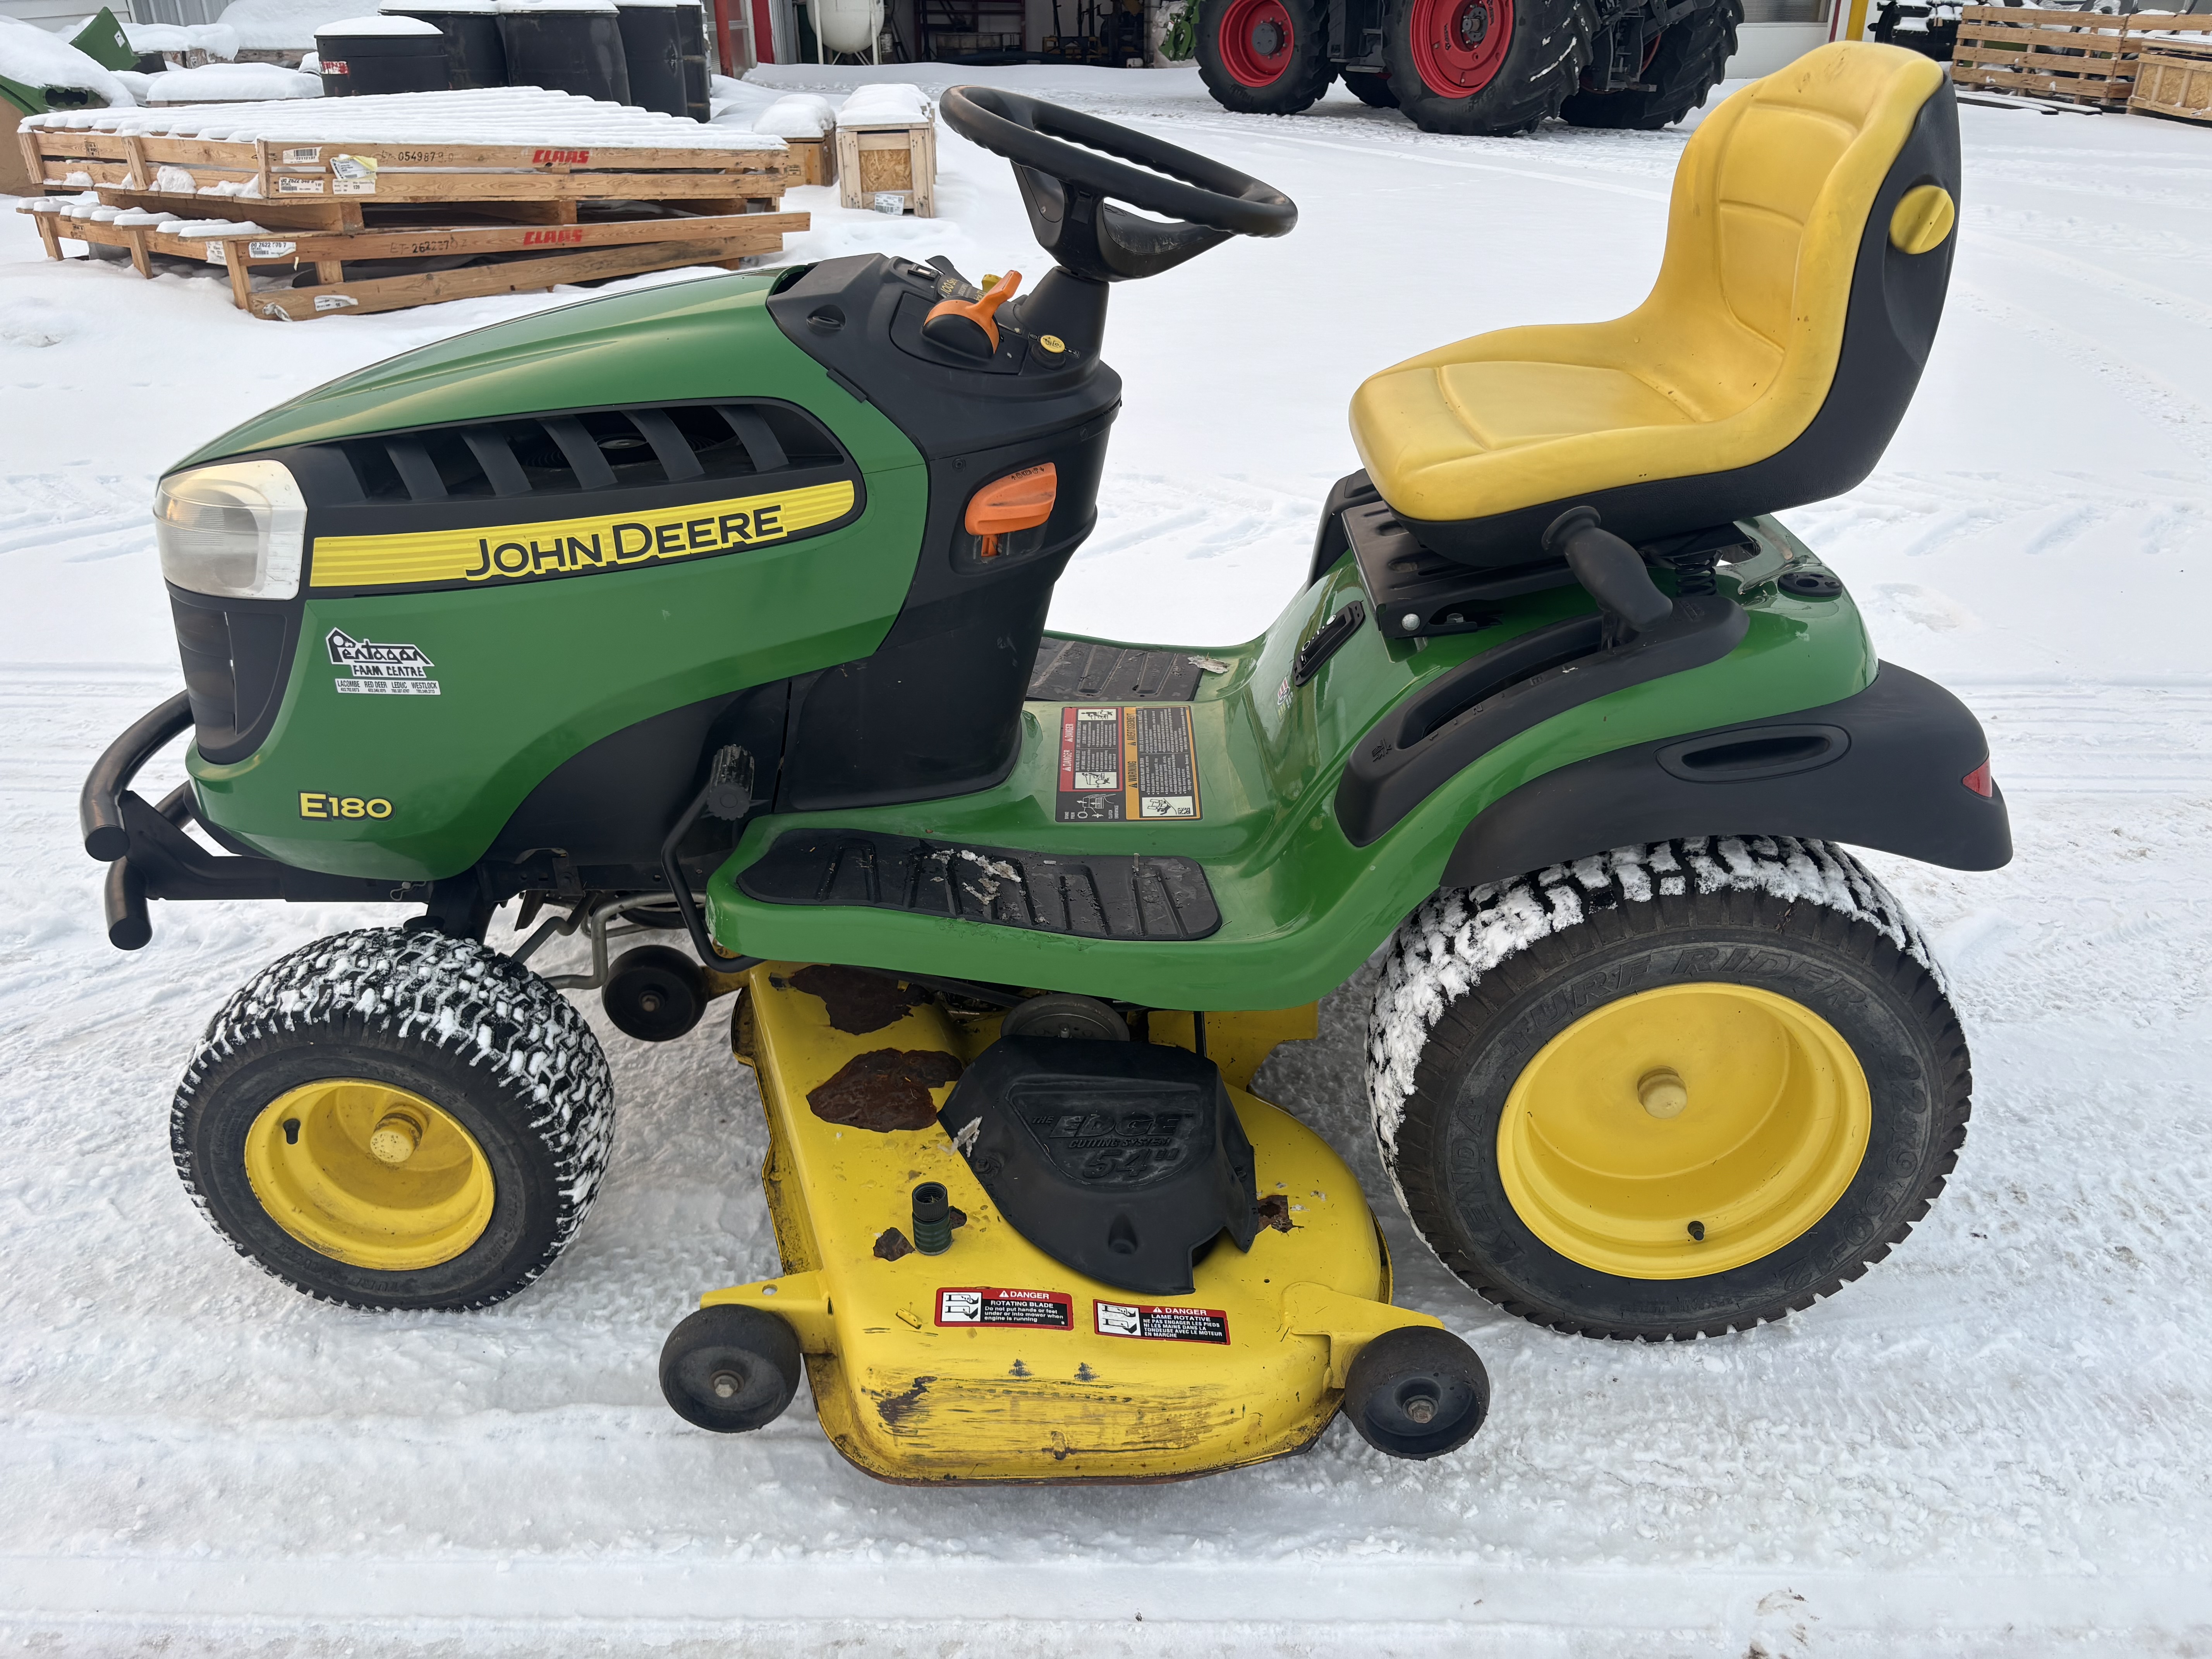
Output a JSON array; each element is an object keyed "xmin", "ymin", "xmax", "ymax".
[
  {"xmin": 1950, "ymin": 5, "xmax": 2212, "ymax": 110},
  {"xmin": 12, "ymin": 87, "xmax": 805, "ymax": 320}
]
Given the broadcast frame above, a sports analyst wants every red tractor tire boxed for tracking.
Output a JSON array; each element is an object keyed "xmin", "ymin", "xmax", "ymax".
[
  {"xmin": 1196, "ymin": 0, "xmax": 1337, "ymax": 113},
  {"xmin": 1384, "ymin": 0, "xmax": 1591, "ymax": 136}
]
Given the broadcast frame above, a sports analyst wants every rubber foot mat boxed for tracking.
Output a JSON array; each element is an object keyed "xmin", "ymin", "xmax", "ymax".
[
  {"xmin": 738, "ymin": 831, "xmax": 1222, "ymax": 941},
  {"xmin": 1027, "ymin": 637, "xmax": 1204, "ymax": 702}
]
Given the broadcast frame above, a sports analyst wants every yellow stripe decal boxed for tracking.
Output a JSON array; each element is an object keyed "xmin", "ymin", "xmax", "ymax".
[{"xmin": 309, "ymin": 479, "xmax": 858, "ymax": 591}]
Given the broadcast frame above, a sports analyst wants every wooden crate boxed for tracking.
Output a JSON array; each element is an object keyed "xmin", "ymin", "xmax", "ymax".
[
  {"xmin": 783, "ymin": 132, "xmax": 835, "ymax": 188},
  {"xmin": 2130, "ymin": 34, "xmax": 2212, "ymax": 124},
  {"xmin": 1951, "ymin": 6, "xmax": 2212, "ymax": 109},
  {"xmin": 836, "ymin": 120, "xmax": 935, "ymax": 217}
]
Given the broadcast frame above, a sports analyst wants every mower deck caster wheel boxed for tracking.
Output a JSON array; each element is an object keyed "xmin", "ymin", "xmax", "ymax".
[
  {"xmin": 603, "ymin": 945, "xmax": 708, "ymax": 1042},
  {"xmin": 1342, "ymin": 1325, "xmax": 1490, "ymax": 1459},
  {"xmin": 660, "ymin": 1304, "xmax": 803, "ymax": 1433}
]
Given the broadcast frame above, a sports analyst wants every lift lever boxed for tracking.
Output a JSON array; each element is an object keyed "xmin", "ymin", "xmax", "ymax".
[{"xmin": 1543, "ymin": 506, "xmax": 1673, "ymax": 645}]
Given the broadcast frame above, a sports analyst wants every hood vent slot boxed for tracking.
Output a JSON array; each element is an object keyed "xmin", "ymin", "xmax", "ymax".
[{"xmin": 325, "ymin": 401, "xmax": 845, "ymax": 505}]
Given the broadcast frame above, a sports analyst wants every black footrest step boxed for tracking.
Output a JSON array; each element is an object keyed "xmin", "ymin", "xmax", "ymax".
[
  {"xmin": 738, "ymin": 831, "xmax": 1221, "ymax": 941},
  {"xmin": 1028, "ymin": 637, "xmax": 1205, "ymax": 702}
]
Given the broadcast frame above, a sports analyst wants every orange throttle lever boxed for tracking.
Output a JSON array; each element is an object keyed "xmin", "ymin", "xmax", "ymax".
[
  {"xmin": 922, "ymin": 269, "xmax": 1022, "ymax": 359},
  {"xmin": 965, "ymin": 462, "xmax": 1056, "ymax": 559}
]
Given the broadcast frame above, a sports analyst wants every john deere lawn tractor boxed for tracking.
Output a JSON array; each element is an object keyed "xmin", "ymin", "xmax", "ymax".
[
  {"xmin": 84, "ymin": 45, "xmax": 2002, "ymax": 1482},
  {"xmin": 1195, "ymin": 0, "xmax": 1744, "ymax": 135}
]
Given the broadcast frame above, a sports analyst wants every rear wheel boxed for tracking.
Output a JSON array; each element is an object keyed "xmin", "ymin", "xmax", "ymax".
[
  {"xmin": 1558, "ymin": 0, "xmax": 1740, "ymax": 129},
  {"xmin": 1384, "ymin": 0, "xmax": 1589, "ymax": 136},
  {"xmin": 1196, "ymin": 0, "xmax": 1336, "ymax": 114},
  {"xmin": 1369, "ymin": 838, "xmax": 1972, "ymax": 1340}
]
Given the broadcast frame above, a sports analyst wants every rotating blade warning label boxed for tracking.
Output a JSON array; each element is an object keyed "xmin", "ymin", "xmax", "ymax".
[
  {"xmin": 936, "ymin": 1287, "xmax": 1073, "ymax": 1329},
  {"xmin": 1093, "ymin": 1301, "xmax": 1231, "ymax": 1344},
  {"xmin": 1056, "ymin": 705, "xmax": 1202, "ymax": 823}
]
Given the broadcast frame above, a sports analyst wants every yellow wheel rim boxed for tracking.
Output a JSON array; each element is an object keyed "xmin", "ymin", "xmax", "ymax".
[
  {"xmin": 1496, "ymin": 984, "xmax": 1872, "ymax": 1280},
  {"xmin": 243, "ymin": 1080, "xmax": 495, "ymax": 1272}
]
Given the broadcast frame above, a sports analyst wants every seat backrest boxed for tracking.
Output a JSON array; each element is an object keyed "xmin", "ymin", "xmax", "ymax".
[{"xmin": 1633, "ymin": 42, "xmax": 1954, "ymax": 433}]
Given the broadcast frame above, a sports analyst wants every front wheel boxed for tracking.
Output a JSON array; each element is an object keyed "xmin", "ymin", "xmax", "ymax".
[
  {"xmin": 1196, "ymin": 0, "xmax": 1336, "ymax": 114},
  {"xmin": 1369, "ymin": 838, "xmax": 1972, "ymax": 1340},
  {"xmin": 172, "ymin": 928, "xmax": 616, "ymax": 1311},
  {"xmin": 1384, "ymin": 0, "xmax": 1589, "ymax": 136}
]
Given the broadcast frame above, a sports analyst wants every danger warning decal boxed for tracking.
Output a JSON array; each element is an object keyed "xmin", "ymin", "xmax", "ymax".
[
  {"xmin": 327, "ymin": 628, "xmax": 438, "ymax": 695},
  {"xmin": 1055, "ymin": 704, "xmax": 1202, "ymax": 823},
  {"xmin": 936, "ymin": 1287, "xmax": 1073, "ymax": 1330},
  {"xmin": 1093, "ymin": 1301, "xmax": 1230, "ymax": 1344},
  {"xmin": 307, "ymin": 479, "xmax": 859, "ymax": 593}
]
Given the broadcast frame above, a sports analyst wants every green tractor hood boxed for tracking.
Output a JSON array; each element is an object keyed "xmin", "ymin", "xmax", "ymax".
[{"xmin": 175, "ymin": 270, "xmax": 896, "ymax": 470}]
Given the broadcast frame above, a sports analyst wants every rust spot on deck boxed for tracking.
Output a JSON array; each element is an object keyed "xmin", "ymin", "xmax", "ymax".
[
  {"xmin": 875, "ymin": 1375, "xmax": 936, "ymax": 1430},
  {"xmin": 874, "ymin": 1227, "xmax": 914, "ymax": 1261},
  {"xmin": 1257, "ymin": 1193, "xmax": 1294, "ymax": 1232},
  {"xmin": 790, "ymin": 965, "xmax": 929, "ymax": 1035},
  {"xmin": 808, "ymin": 1049, "xmax": 963, "ymax": 1132}
]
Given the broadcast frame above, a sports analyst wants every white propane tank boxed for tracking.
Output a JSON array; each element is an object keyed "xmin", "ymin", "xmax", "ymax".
[{"xmin": 807, "ymin": 0, "xmax": 882, "ymax": 59}]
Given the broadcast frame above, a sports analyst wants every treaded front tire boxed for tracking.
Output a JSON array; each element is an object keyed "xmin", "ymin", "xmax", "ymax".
[
  {"xmin": 1369, "ymin": 837, "xmax": 1972, "ymax": 1340},
  {"xmin": 1558, "ymin": 0, "xmax": 1741, "ymax": 129},
  {"xmin": 172, "ymin": 927, "xmax": 617, "ymax": 1311},
  {"xmin": 1196, "ymin": 0, "xmax": 1336, "ymax": 115},
  {"xmin": 1386, "ymin": 0, "xmax": 1591, "ymax": 136}
]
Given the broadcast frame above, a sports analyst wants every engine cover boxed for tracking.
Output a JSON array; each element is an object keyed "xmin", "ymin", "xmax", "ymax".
[{"xmin": 938, "ymin": 1037, "xmax": 1261, "ymax": 1296}]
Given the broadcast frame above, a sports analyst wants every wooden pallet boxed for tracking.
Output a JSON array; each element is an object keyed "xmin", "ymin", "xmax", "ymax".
[
  {"xmin": 15, "ymin": 90, "xmax": 810, "ymax": 319},
  {"xmin": 1951, "ymin": 6, "xmax": 2212, "ymax": 109},
  {"xmin": 22, "ymin": 203, "xmax": 804, "ymax": 314},
  {"xmin": 2130, "ymin": 33, "xmax": 2212, "ymax": 125}
]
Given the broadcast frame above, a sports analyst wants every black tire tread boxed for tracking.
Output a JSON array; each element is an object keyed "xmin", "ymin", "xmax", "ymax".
[
  {"xmin": 1195, "ymin": 0, "xmax": 1337, "ymax": 115},
  {"xmin": 1385, "ymin": 0, "xmax": 1594, "ymax": 137},
  {"xmin": 172, "ymin": 927, "xmax": 617, "ymax": 1311},
  {"xmin": 1369, "ymin": 836, "xmax": 1972, "ymax": 1341},
  {"xmin": 1558, "ymin": 0, "xmax": 1741, "ymax": 130}
]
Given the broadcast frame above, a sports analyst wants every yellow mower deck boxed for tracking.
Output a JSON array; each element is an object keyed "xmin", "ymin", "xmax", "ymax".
[{"xmin": 705, "ymin": 965, "xmax": 1440, "ymax": 1484}]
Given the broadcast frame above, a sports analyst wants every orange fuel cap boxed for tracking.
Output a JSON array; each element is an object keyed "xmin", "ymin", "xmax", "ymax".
[
  {"xmin": 924, "ymin": 269, "xmax": 1022, "ymax": 357},
  {"xmin": 965, "ymin": 462, "xmax": 1056, "ymax": 558}
]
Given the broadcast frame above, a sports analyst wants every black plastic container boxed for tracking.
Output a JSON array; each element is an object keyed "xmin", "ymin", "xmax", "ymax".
[
  {"xmin": 498, "ymin": 0, "xmax": 630, "ymax": 103},
  {"xmin": 613, "ymin": 0, "xmax": 684, "ymax": 116},
  {"xmin": 677, "ymin": 0, "xmax": 710, "ymax": 122},
  {"xmin": 380, "ymin": 0, "xmax": 508, "ymax": 89},
  {"xmin": 315, "ymin": 15, "xmax": 452, "ymax": 96}
]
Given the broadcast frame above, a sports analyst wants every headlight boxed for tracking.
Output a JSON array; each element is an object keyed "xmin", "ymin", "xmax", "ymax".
[{"xmin": 154, "ymin": 460, "xmax": 306, "ymax": 600}]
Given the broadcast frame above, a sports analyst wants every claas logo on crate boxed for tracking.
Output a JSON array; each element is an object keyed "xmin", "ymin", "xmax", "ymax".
[
  {"xmin": 520, "ymin": 228, "xmax": 587, "ymax": 247},
  {"xmin": 532, "ymin": 148, "xmax": 591, "ymax": 165}
]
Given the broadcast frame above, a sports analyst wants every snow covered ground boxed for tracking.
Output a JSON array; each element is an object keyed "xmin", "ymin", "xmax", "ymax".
[{"xmin": 4, "ymin": 62, "xmax": 2212, "ymax": 1656}]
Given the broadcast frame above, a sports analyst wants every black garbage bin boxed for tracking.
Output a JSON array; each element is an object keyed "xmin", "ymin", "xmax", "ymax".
[
  {"xmin": 380, "ymin": 0, "xmax": 507, "ymax": 89},
  {"xmin": 613, "ymin": 0, "xmax": 685, "ymax": 116},
  {"xmin": 498, "ymin": 0, "xmax": 630, "ymax": 103},
  {"xmin": 676, "ymin": 0, "xmax": 710, "ymax": 122},
  {"xmin": 315, "ymin": 14, "xmax": 452, "ymax": 95}
]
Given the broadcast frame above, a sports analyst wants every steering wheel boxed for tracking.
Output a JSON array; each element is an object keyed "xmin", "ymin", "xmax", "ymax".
[{"xmin": 940, "ymin": 86, "xmax": 1296, "ymax": 283}]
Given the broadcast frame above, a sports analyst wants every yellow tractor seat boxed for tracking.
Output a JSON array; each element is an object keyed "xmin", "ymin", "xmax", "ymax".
[{"xmin": 1349, "ymin": 44, "xmax": 1960, "ymax": 569}]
